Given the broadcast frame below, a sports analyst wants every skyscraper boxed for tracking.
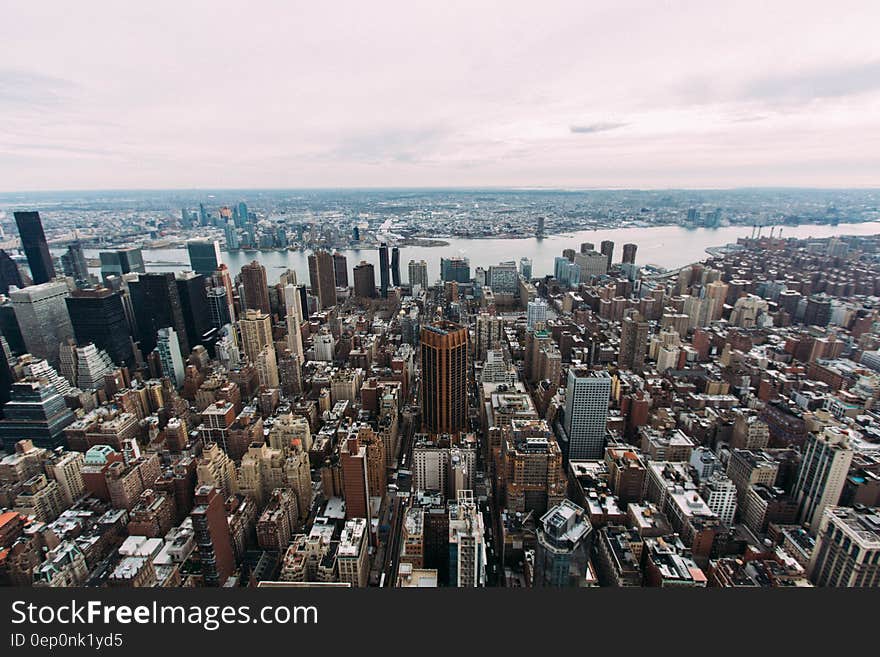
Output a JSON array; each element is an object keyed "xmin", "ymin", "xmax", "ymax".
[
  {"xmin": 519, "ymin": 257, "xmax": 532, "ymax": 281},
  {"xmin": 440, "ymin": 257, "xmax": 470, "ymax": 283},
  {"xmin": 284, "ymin": 284, "xmax": 304, "ymax": 365},
  {"xmin": 527, "ymin": 299, "xmax": 548, "ymax": 331},
  {"xmin": 307, "ymin": 250, "xmax": 336, "ymax": 310},
  {"xmin": 808, "ymin": 506, "xmax": 880, "ymax": 587},
  {"xmin": 794, "ymin": 427, "xmax": 853, "ymax": 532},
  {"xmin": 534, "ymin": 500, "xmax": 593, "ymax": 587},
  {"xmin": 186, "ymin": 239, "xmax": 222, "ymax": 275},
  {"xmin": 391, "ymin": 246, "xmax": 401, "ymax": 287},
  {"xmin": 563, "ymin": 368, "xmax": 611, "ymax": 460},
  {"xmin": 156, "ymin": 327, "xmax": 185, "ymax": 388},
  {"xmin": 128, "ymin": 272, "xmax": 190, "ymax": 356},
  {"xmin": 175, "ymin": 272, "xmax": 212, "ymax": 354},
  {"xmin": 618, "ymin": 310, "xmax": 649, "ymax": 371},
  {"xmin": 13, "ymin": 211, "xmax": 55, "ymax": 285},
  {"xmin": 0, "ymin": 249, "xmax": 24, "ymax": 294},
  {"xmin": 99, "ymin": 247, "xmax": 145, "ymax": 278},
  {"xmin": 240, "ymin": 260, "xmax": 271, "ymax": 315},
  {"xmin": 379, "ymin": 243, "xmax": 390, "ymax": 298},
  {"xmin": 600, "ymin": 240, "xmax": 614, "ymax": 270},
  {"xmin": 353, "ymin": 261, "xmax": 376, "ymax": 298},
  {"xmin": 0, "ymin": 381, "xmax": 76, "ymax": 449},
  {"xmin": 333, "ymin": 252, "xmax": 349, "ymax": 288},
  {"xmin": 448, "ymin": 490, "xmax": 486, "ymax": 587},
  {"xmin": 10, "ymin": 280, "xmax": 74, "ymax": 367},
  {"xmin": 408, "ymin": 260, "xmax": 429, "ymax": 289},
  {"xmin": 59, "ymin": 242, "xmax": 89, "ymax": 286},
  {"xmin": 190, "ymin": 485, "xmax": 236, "ymax": 586},
  {"xmin": 239, "ymin": 309, "xmax": 273, "ymax": 363},
  {"xmin": 420, "ymin": 321, "xmax": 468, "ymax": 434},
  {"xmin": 622, "ymin": 243, "xmax": 637, "ymax": 265},
  {"xmin": 66, "ymin": 287, "xmax": 134, "ymax": 366},
  {"xmin": 340, "ymin": 435, "xmax": 371, "ymax": 522}
]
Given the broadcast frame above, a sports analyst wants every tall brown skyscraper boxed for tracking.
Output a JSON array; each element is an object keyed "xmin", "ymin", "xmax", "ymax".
[
  {"xmin": 618, "ymin": 309, "xmax": 649, "ymax": 371},
  {"xmin": 600, "ymin": 240, "xmax": 614, "ymax": 270},
  {"xmin": 420, "ymin": 321, "xmax": 468, "ymax": 434},
  {"xmin": 240, "ymin": 260, "xmax": 270, "ymax": 315},
  {"xmin": 340, "ymin": 435, "xmax": 370, "ymax": 521},
  {"xmin": 622, "ymin": 243, "xmax": 637, "ymax": 265},
  {"xmin": 308, "ymin": 250, "xmax": 336, "ymax": 310},
  {"xmin": 333, "ymin": 252, "xmax": 349, "ymax": 288},
  {"xmin": 353, "ymin": 261, "xmax": 376, "ymax": 298},
  {"xmin": 190, "ymin": 485, "xmax": 235, "ymax": 586}
]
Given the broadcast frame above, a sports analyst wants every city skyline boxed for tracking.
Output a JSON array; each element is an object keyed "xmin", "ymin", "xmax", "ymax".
[{"xmin": 3, "ymin": 2, "xmax": 880, "ymax": 191}]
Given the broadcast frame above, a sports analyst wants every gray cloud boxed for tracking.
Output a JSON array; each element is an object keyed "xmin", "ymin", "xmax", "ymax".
[
  {"xmin": 570, "ymin": 122, "xmax": 628, "ymax": 134},
  {"xmin": 743, "ymin": 60, "xmax": 880, "ymax": 103},
  {"xmin": 328, "ymin": 126, "xmax": 449, "ymax": 164},
  {"xmin": 0, "ymin": 68, "xmax": 77, "ymax": 108}
]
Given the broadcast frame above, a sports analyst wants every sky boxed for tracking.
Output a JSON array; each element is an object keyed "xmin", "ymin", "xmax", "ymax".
[{"xmin": 1, "ymin": 1, "xmax": 879, "ymax": 191}]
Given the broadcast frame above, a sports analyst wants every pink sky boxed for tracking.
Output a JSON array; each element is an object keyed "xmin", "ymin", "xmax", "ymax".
[{"xmin": 2, "ymin": 1, "xmax": 879, "ymax": 190}]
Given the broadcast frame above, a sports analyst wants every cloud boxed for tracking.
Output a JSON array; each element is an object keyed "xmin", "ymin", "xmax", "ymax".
[
  {"xmin": 327, "ymin": 126, "xmax": 450, "ymax": 164},
  {"xmin": 0, "ymin": 68, "xmax": 77, "ymax": 109},
  {"xmin": 570, "ymin": 122, "xmax": 628, "ymax": 134},
  {"xmin": 742, "ymin": 60, "xmax": 880, "ymax": 104}
]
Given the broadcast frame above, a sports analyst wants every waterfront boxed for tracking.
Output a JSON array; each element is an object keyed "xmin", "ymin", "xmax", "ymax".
[{"xmin": 61, "ymin": 220, "xmax": 880, "ymax": 282}]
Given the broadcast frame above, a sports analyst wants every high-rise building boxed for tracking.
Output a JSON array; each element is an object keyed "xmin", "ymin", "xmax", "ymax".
[
  {"xmin": 59, "ymin": 242, "xmax": 89, "ymax": 286},
  {"xmin": 440, "ymin": 257, "xmax": 470, "ymax": 284},
  {"xmin": 10, "ymin": 280, "xmax": 74, "ymax": 367},
  {"xmin": 207, "ymin": 286, "xmax": 232, "ymax": 330},
  {"xmin": 600, "ymin": 240, "xmax": 614, "ymax": 270},
  {"xmin": 390, "ymin": 247, "xmax": 401, "ymax": 288},
  {"xmin": 13, "ymin": 211, "xmax": 55, "ymax": 285},
  {"xmin": 618, "ymin": 310, "xmax": 649, "ymax": 371},
  {"xmin": 307, "ymin": 251, "xmax": 336, "ymax": 310},
  {"xmin": 240, "ymin": 260, "xmax": 271, "ymax": 315},
  {"xmin": 0, "ymin": 249, "xmax": 24, "ymax": 295},
  {"xmin": 128, "ymin": 273, "xmax": 189, "ymax": 356},
  {"xmin": 175, "ymin": 272, "xmax": 212, "ymax": 354},
  {"xmin": 353, "ymin": 261, "xmax": 376, "ymax": 299},
  {"xmin": 536, "ymin": 216, "xmax": 545, "ymax": 236},
  {"xmin": 519, "ymin": 257, "xmax": 532, "ymax": 281},
  {"xmin": 475, "ymin": 313, "xmax": 503, "ymax": 361},
  {"xmin": 563, "ymin": 368, "xmax": 611, "ymax": 460},
  {"xmin": 239, "ymin": 309, "xmax": 273, "ymax": 363},
  {"xmin": 408, "ymin": 259, "xmax": 428, "ymax": 289},
  {"xmin": 156, "ymin": 327, "xmax": 185, "ymax": 388},
  {"xmin": 794, "ymin": 427, "xmax": 853, "ymax": 532},
  {"xmin": 378, "ymin": 243, "xmax": 390, "ymax": 298},
  {"xmin": 332, "ymin": 252, "xmax": 349, "ymax": 288},
  {"xmin": 284, "ymin": 284, "xmax": 304, "ymax": 364},
  {"xmin": 488, "ymin": 261, "xmax": 518, "ymax": 294},
  {"xmin": 66, "ymin": 288, "xmax": 134, "ymax": 366},
  {"xmin": 340, "ymin": 435, "xmax": 371, "ymax": 522},
  {"xmin": 803, "ymin": 294, "xmax": 832, "ymax": 328},
  {"xmin": 809, "ymin": 506, "xmax": 880, "ymax": 587},
  {"xmin": 190, "ymin": 485, "xmax": 236, "ymax": 586},
  {"xmin": 420, "ymin": 321, "xmax": 468, "ymax": 434},
  {"xmin": 534, "ymin": 500, "xmax": 593, "ymax": 587},
  {"xmin": 186, "ymin": 239, "xmax": 222, "ymax": 275},
  {"xmin": 0, "ymin": 381, "xmax": 76, "ymax": 449},
  {"xmin": 527, "ymin": 299, "xmax": 548, "ymax": 331},
  {"xmin": 448, "ymin": 490, "xmax": 485, "ymax": 587},
  {"xmin": 99, "ymin": 247, "xmax": 145, "ymax": 278},
  {"xmin": 622, "ymin": 243, "xmax": 637, "ymax": 265}
]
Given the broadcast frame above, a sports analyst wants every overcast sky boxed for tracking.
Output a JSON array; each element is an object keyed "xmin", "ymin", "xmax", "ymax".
[{"xmin": 2, "ymin": 1, "xmax": 879, "ymax": 191}]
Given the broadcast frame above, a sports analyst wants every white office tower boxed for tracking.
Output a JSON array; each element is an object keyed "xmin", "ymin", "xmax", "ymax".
[
  {"xmin": 527, "ymin": 299, "xmax": 548, "ymax": 330},
  {"xmin": 21, "ymin": 356, "xmax": 72, "ymax": 396},
  {"xmin": 563, "ymin": 368, "xmax": 611, "ymax": 460},
  {"xmin": 699, "ymin": 474, "xmax": 738, "ymax": 526},
  {"xmin": 284, "ymin": 283, "xmax": 304, "ymax": 364},
  {"xmin": 74, "ymin": 344, "xmax": 114, "ymax": 391},
  {"xmin": 156, "ymin": 327, "xmax": 185, "ymax": 388},
  {"xmin": 216, "ymin": 328, "xmax": 241, "ymax": 370},
  {"xmin": 10, "ymin": 280, "xmax": 74, "ymax": 367},
  {"xmin": 448, "ymin": 490, "xmax": 486, "ymax": 587},
  {"xmin": 408, "ymin": 259, "xmax": 429, "ymax": 290},
  {"xmin": 314, "ymin": 330, "xmax": 335, "ymax": 362},
  {"xmin": 809, "ymin": 506, "xmax": 880, "ymax": 587},
  {"xmin": 794, "ymin": 427, "xmax": 854, "ymax": 533},
  {"xmin": 479, "ymin": 349, "xmax": 516, "ymax": 385}
]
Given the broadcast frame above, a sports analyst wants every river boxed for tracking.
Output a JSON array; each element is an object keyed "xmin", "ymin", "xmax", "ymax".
[{"xmin": 59, "ymin": 221, "xmax": 880, "ymax": 283}]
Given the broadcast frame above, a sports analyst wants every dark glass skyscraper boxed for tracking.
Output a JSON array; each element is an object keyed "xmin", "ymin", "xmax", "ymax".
[
  {"xmin": 186, "ymin": 239, "xmax": 222, "ymax": 275},
  {"xmin": 13, "ymin": 211, "xmax": 55, "ymax": 285},
  {"xmin": 127, "ymin": 273, "xmax": 189, "ymax": 356},
  {"xmin": 333, "ymin": 252, "xmax": 349, "ymax": 288},
  {"xmin": 391, "ymin": 246, "xmax": 401, "ymax": 287},
  {"xmin": 379, "ymin": 243, "xmax": 390, "ymax": 298},
  {"xmin": 0, "ymin": 249, "xmax": 24, "ymax": 294},
  {"xmin": 66, "ymin": 287, "xmax": 135, "ymax": 366},
  {"xmin": 0, "ymin": 381, "xmax": 76, "ymax": 449},
  {"xmin": 175, "ymin": 272, "xmax": 212, "ymax": 354},
  {"xmin": 60, "ymin": 242, "xmax": 89, "ymax": 285}
]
